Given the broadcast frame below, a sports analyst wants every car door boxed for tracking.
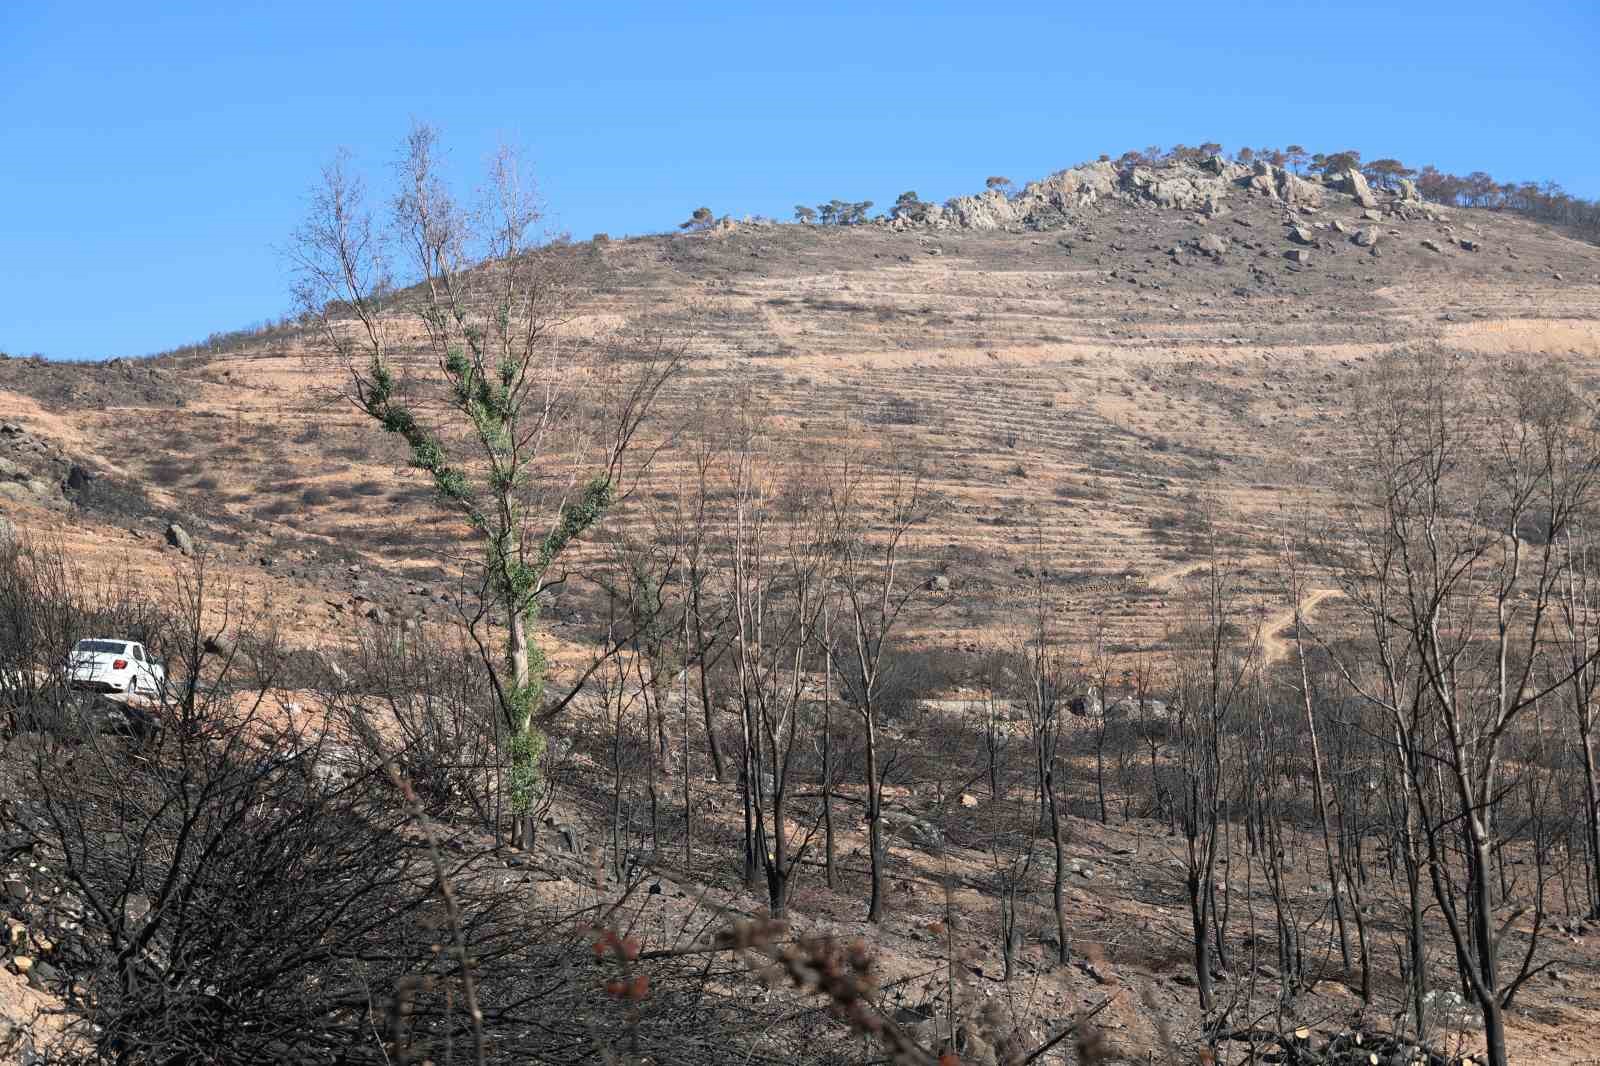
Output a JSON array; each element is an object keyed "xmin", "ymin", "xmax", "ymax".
[{"xmin": 130, "ymin": 644, "xmax": 155, "ymax": 694}]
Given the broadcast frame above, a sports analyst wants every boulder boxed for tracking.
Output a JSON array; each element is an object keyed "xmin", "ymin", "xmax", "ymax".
[
  {"xmin": 928, "ymin": 574, "xmax": 951, "ymax": 592},
  {"xmin": 1342, "ymin": 169, "xmax": 1379, "ymax": 208},
  {"xmin": 66, "ymin": 464, "xmax": 93, "ymax": 492},
  {"xmin": 165, "ymin": 522, "xmax": 194, "ymax": 556},
  {"xmin": 1285, "ymin": 248, "xmax": 1313, "ymax": 266},
  {"xmin": 1353, "ymin": 227, "xmax": 1381, "ymax": 247},
  {"xmin": 904, "ymin": 819, "xmax": 943, "ymax": 850},
  {"xmin": 1398, "ymin": 177, "xmax": 1423, "ymax": 202},
  {"xmin": 1194, "ymin": 233, "xmax": 1228, "ymax": 258},
  {"xmin": 1330, "ymin": 219, "xmax": 1350, "ymax": 234},
  {"xmin": 943, "ymin": 188, "xmax": 1020, "ymax": 230},
  {"xmin": 26, "ymin": 959, "xmax": 58, "ymax": 991},
  {"xmin": 1288, "ymin": 225, "xmax": 1316, "ymax": 245},
  {"xmin": 541, "ymin": 818, "xmax": 580, "ymax": 852},
  {"xmin": 1235, "ymin": 161, "xmax": 1324, "ymax": 206},
  {"xmin": 1278, "ymin": 170, "xmax": 1325, "ymax": 207},
  {"xmin": 1245, "ymin": 161, "xmax": 1281, "ymax": 199},
  {"xmin": 1421, "ymin": 238, "xmax": 1445, "ymax": 253},
  {"xmin": 1459, "ymin": 238, "xmax": 1481, "ymax": 252}
]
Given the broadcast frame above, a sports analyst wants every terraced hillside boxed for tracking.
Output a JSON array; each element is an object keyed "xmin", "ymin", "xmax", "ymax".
[{"xmin": 3, "ymin": 178, "xmax": 1600, "ymax": 669}]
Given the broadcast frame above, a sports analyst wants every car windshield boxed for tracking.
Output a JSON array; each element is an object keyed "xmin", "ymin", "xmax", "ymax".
[{"xmin": 76, "ymin": 640, "xmax": 128, "ymax": 655}]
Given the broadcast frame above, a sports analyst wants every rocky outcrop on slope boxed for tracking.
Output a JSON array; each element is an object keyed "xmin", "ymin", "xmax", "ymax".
[{"xmin": 898, "ymin": 155, "xmax": 1447, "ymax": 233}]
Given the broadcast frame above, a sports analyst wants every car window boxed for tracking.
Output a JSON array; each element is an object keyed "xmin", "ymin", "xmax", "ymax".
[
  {"xmin": 131, "ymin": 645, "xmax": 145, "ymax": 662},
  {"xmin": 77, "ymin": 640, "xmax": 128, "ymax": 654}
]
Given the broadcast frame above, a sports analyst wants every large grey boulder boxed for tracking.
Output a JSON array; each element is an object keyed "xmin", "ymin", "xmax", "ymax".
[
  {"xmin": 1245, "ymin": 160, "xmax": 1281, "ymax": 199},
  {"xmin": 903, "ymin": 818, "xmax": 943, "ymax": 850},
  {"xmin": 1278, "ymin": 170, "xmax": 1325, "ymax": 207},
  {"xmin": 1238, "ymin": 161, "xmax": 1323, "ymax": 206},
  {"xmin": 165, "ymin": 522, "xmax": 194, "ymax": 556},
  {"xmin": 1341, "ymin": 169, "xmax": 1379, "ymax": 208},
  {"xmin": 1068, "ymin": 689, "xmax": 1103, "ymax": 716}
]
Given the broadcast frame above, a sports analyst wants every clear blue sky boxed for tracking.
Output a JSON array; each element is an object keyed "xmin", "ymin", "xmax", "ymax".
[{"xmin": 3, "ymin": 1, "xmax": 1596, "ymax": 361}]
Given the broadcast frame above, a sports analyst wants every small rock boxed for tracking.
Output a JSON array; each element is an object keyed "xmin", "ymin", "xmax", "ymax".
[
  {"xmin": 26, "ymin": 960, "xmax": 57, "ymax": 990},
  {"xmin": 1421, "ymin": 239, "xmax": 1444, "ymax": 253},
  {"xmin": 959, "ymin": 792, "xmax": 979, "ymax": 808},
  {"xmin": 1285, "ymin": 248, "xmax": 1312, "ymax": 266},
  {"xmin": 1288, "ymin": 225, "xmax": 1316, "ymax": 245},
  {"xmin": 1459, "ymin": 238, "xmax": 1481, "ymax": 252},
  {"xmin": 1353, "ymin": 227, "xmax": 1380, "ymax": 247},
  {"xmin": 10, "ymin": 955, "xmax": 33, "ymax": 974}
]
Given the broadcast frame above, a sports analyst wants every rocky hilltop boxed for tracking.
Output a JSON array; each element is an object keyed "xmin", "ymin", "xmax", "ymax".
[{"xmin": 883, "ymin": 156, "xmax": 1447, "ymax": 233}]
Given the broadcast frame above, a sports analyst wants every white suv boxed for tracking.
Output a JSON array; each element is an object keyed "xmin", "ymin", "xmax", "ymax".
[{"xmin": 68, "ymin": 639, "xmax": 165, "ymax": 697}]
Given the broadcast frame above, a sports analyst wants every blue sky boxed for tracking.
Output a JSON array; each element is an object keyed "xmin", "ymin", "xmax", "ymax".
[{"xmin": 3, "ymin": 1, "xmax": 1596, "ymax": 361}]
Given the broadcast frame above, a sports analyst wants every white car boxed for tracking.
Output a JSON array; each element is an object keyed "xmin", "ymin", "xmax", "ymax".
[{"xmin": 67, "ymin": 639, "xmax": 165, "ymax": 697}]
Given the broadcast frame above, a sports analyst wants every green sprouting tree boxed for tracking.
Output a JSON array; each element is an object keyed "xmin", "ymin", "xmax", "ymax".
[{"xmin": 290, "ymin": 123, "xmax": 683, "ymax": 848}]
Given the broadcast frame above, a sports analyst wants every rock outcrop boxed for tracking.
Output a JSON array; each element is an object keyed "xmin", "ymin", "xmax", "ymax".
[
  {"xmin": 941, "ymin": 161, "xmax": 1121, "ymax": 230},
  {"xmin": 899, "ymin": 154, "xmax": 1433, "ymax": 234},
  {"xmin": 1242, "ymin": 161, "xmax": 1325, "ymax": 207}
]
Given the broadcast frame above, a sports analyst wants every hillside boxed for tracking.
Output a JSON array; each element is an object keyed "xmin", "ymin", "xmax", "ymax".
[
  {"xmin": 5, "ymin": 160, "xmax": 1600, "ymax": 1065},
  {"xmin": 3, "ymin": 162, "xmax": 1598, "ymax": 657}
]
